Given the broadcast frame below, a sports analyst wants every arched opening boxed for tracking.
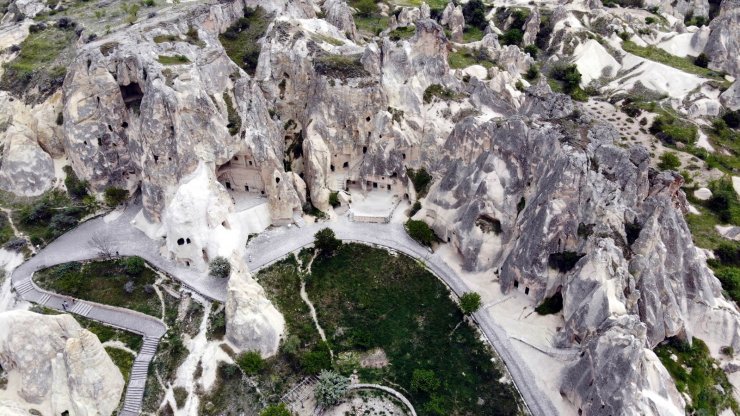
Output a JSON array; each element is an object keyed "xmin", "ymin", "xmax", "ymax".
[
  {"xmin": 119, "ymin": 82, "xmax": 144, "ymax": 110},
  {"xmin": 524, "ymin": 287, "xmax": 530, "ymax": 295},
  {"xmin": 177, "ymin": 238, "xmax": 184, "ymax": 246}
]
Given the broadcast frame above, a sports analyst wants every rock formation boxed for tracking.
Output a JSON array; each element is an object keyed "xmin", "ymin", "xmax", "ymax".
[
  {"xmin": 0, "ymin": 311, "xmax": 124, "ymax": 415},
  {"xmin": 705, "ymin": 0, "xmax": 740, "ymax": 77}
]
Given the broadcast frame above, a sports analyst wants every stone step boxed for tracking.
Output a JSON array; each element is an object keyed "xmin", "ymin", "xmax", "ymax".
[
  {"xmin": 13, "ymin": 278, "xmax": 34, "ymax": 295},
  {"xmin": 37, "ymin": 293, "xmax": 51, "ymax": 305}
]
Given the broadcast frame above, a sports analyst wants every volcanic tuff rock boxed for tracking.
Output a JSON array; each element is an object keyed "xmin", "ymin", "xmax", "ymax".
[
  {"xmin": 0, "ymin": 311, "xmax": 124, "ymax": 416},
  {"xmin": 705, "ymin": 0, "xmax": 740, "ymax": 77}
]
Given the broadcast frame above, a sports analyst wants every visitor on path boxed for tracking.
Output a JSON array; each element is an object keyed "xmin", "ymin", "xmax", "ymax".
[{"xmin": 62, "ymin": 301, "xmax": 69, "ymax": 311}]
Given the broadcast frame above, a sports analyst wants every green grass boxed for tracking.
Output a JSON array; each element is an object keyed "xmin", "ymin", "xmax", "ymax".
[
  {"xmin": 462, "ymin": 26, "xmax": 486, "ymax": 43},
  {"xmin": 11, "ymin": 189, "xmax": 93, "ymax": 247},
  {"xmin": 75, "ymin": 315, "xmax": 144, "ymax": 351},
  {"xmin": 157, "ymin": 55, "xmax": 190, "ymax": 65},
  {"xmin": 0, "ymin": 211, "xmax": 13, "ymax": 246},
  {"xmin": 448, "ymin": 47, "xmax": 496, "ymax": 69},
  {"xmin": 302, "ymin": 244, "xmax": 522, "ymax": 415},
  {"xmin": 655, "ymin": 337, "xmax": 739, "ymax": 415},
  {"xmin": 422, "ymin": 84, "xmax": 463, "ymax": 104},
  {"xmin": 621, "ymin": 41, "xmax": 728, "ymax": 84},
  {"xmin": 388, "ymin": 26, "xmax": 416, "ymax": 41},
  {"xmin": 353, "ymin": 15, "xmax": 388, "ymax": 35},
  {"xmin": 34, "ymin": 258, "xmax": 162, "ymax": 317},
  {"xmin": 106, "ymin": 347, "xmax": 135, "ymax": 384},
  {"xmin": 0, "ymin": 26, "xmax": 75, "ymax": 92}
]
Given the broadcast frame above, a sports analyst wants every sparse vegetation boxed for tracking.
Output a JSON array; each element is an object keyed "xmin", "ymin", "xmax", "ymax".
[
  {"xmin": 447, "ymin": 47, "xmax": 496, "ymax": 69},
  {"xmin": 313, "ymin": 54, "xmax": 369, "ymax": 79},
  {"xmin": 157, "ymin": 54, "xmax": 190, "ymax": 65},
  {"xmin": 104, "ymin": 187, "xmax": 129, "ymax": 206},
  {"xmin": 209, "ymin": 257, "xmax": 232, "ymax": 278},
  {"xmin": 621, "ymin": 41, "xmax": 727, "ymax": 83},
  {"xmin": 422, "ymin": 84, "xmax": 460, "ymax": 103},
  {"xmin": 222, "ymin": 92, "xmax": 241, "ymax": 135},
  {"xmin": 649, "ymin": 114, "xmax": 698, "ymax": 145},
  {"xmin": 657, "ymin": 152, "xmax": 681, "ymax": 171},
  {"xmin": 220, "ymin": 6, "xmax": 271, "ymax": 76}
]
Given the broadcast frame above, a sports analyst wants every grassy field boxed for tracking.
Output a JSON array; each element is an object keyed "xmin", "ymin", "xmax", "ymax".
[
  {"xmin": 448, "ymin": 47, "xmax": 496, "ymax": 69},
  {"xmin": 34, "ymin": 258, "xmax": 162, "ymax": 317},
  {"xmin": 220, "ymin": 6, "xmax": 271, "ymax": 76},
  {"xmin": 106, "ymin": 347, "xmax": 135, "ymax": 384},
  {"xmin": 655, "ymin": 338, "xmax": 739, "ymax": 415},
  {"xmin": 254, "ymin": 244, "xmax": 522, "ymax": 416},
  {"xmin": 0, "ymin": 211, "xmax": 13, "ymax": 246}
]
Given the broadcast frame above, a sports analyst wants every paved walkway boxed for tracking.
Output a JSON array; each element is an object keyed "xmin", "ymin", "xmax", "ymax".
[
  {"xmin": 348, "ymin": 384, "xmax": 417, "ymax": 416},
  {"xmin": 246, "ymin": 216, "xmax": 561, "ymax": 416}
]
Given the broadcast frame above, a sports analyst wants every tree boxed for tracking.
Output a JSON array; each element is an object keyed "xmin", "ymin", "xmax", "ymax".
[
  {"xmin": 657, "ymin": 152, "xmax": 681, "ymax": 171},
  {"xmin": 694, "ymin": 53, "xmax": 709, "ymax": 68},
  {"xmin": 122, "ymin": 256, "xmax": 145, "ymax": 275},
  {"xmin": 314, "ymin": 228, "xmax": 342, "ymax": 255},
  {"xmin": 462, "ymin": 0, "xmax": 487, "ymax": 30},
  {"xmin": 353, "ymin": 0, "xmax": 376, "ymax": 18},
  {"xmin": 104, "ymin": 187, "xmax": 129, "ymax": 207},
  {"xmin": 89, "ymin": 233, "xmax": 115, "ymax": 259},
  {"xmin": 260, "ymin": 404, "xmax": 292, "ymax": 416},
  {"xmin": 236, "ymin": 351, "xmax": 264, "ymax": 375},
  {"xmin": 209, "ymin": 256, "xmax": 231, "ymax": 278},
  {"xmin": 459, "ymin": 292, "xmax": 482, "ymax": 315},
  {"xmin": 314, "ymin": 370, "xmax": 349, "ymax": 407}
]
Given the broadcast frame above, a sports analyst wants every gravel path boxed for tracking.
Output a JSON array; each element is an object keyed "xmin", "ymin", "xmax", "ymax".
[{"xmin": 246, "ymin": 216, "xmax": 560, "ymax": 416}]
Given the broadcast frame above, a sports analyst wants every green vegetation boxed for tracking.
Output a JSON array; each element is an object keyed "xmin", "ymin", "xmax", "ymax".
[
  {"xmin": 314, "ymin": 228, "xmax": 342, "ymax": 255},
  {"xmin": 655, "ymin": 337, "xmax": 739, "ymax": 415},
  {"xmin": 422, "ymin": 83, "xmax": 461, "ymax": 103},
  {"xmin": 388, "ymin": 25, "xmax": 415, "ymax": 41},
  {"xmin": 260, "ymin": 403, "xmax": 292, "ymax": 416},
  {"xmin": 0, "ymin": 212, "xmax": 13, "ymax": 247},
  {"xmin": 74, "ymin": 314, "xmax": 143, "ymax": 351},
  {"xmin": 104, "ymin": 187, "xmax": 129, "ymax": 206},
  {"xmin": 63, "ymin": 166, "xmax": 88, "ymax": 199},
  {"xmin": 313, "ymin": 54, "xmax": 369, "ymax": 79},
  {"xmin": 206, "ymin": 303, "xmax": 226, "ymax": 340},
  {"xmin": 209, "ymin": 257, "xmax": 232, "ymax": 278},
  {"xmin": 462, "ymin": 26, "xmax": 485, "ymax": 42},
  {"xmin": 448, "ymin": 47, "xmax": 496, "ymax": 69},
  {"xmin": 535, "ymin": 292, "xmax": 563, "ymax": 315},
  {"xmin": 222, "ymin": 92, "xmax": 241, "ymax": 135},
  {"xmin": 106, "ymin": 347, "xmax": 135, "ymax": 383},
  {"xmin": 409, "ymin": 201, "xmax": 422, "ymax": 217},
  {"xmin": 0, "ymin": 25, "xmax": 75, "ymax": 99},
  {"xmin": 328, "ymin": 191, "xmax": 341, "ymax": 208},
  {"xmin": 621, "ymin": 41, "xmax": 727, "ymax": 83},
  {"xmin": 406, "ymin": 167, "xmax": 433, "ymax": 195},
  {"xmin": 14, "ymin": 190, "xmax": 93, "ymax": 246},
  {"xmin": 220, "ymin": 7, "xmax": 271, "ymax": 76},
  {"xmin": 34, "ymin": 258, "xmax": 161, "ymax": 317},
  {"xmin": 173, "ymin": 386, "xmax": 188, "ymax": 408},
  {"xmin": 459, "ymin": 292, "xmax": 482, "ymax": 315},
  {"xmin": 657, "ymin": 152, "xmax": 681, "ymax": 171},
  {"xmin": 462, "ymin": 0, "xmax": 488, "ymax": 30},
  {"xmin": 236, "ymin": 351, "xmax": 265, "ymax": 375},
  {"xmin": 157, "ymin": 54, "xmax": 190, "ymax": 65},
  {"xmin": 120, "ymin": 2, "xmax": 140, "ymax": 25},
  {"xmin": 197, "ymin": 362, "xmax": 261, "ymax": 414},
  {"xmin": 314, "ymin": 370, "xmax": 350, "ymax": 406},
  {"xmin": 601, "ymin": 0, "xmax": 643, "ymax": 7},
  {"xmin": 650, "ymin": 114, "xmax": 697, "ymax": 145},
  {"xmin": 550, "ymin": 64, "xmax": 588, "ymax": 101},
  {"xmin": 405, "ymin": 219, "xmax": 436, "ymax": 247}
]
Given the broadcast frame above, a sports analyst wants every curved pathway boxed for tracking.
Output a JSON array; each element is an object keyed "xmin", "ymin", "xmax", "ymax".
[
  {"xmin": 9, "ymin": 202, "xmax": 223, "ymax": 415},
  {"xmin": 246, "ymin": 217, "xmax": 561, "ymax": 416},
  {"xmin": 348, "ymin": 384, "xmax": 417, "ymax": 416}
]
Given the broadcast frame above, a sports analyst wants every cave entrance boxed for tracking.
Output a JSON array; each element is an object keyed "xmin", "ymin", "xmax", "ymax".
[{"xmin": 120, "ymin": 82, "xmax": 144, "ymax": 109}]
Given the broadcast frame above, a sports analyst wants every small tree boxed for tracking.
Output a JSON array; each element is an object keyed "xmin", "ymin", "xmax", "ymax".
[
  {"xmin": 260, "ymin": 403, "xmax": 292, "ymax": 416},
  {"xmin": 122, "ymin": 256, "xmax": 145, "ymax": 275},
  {"xmin": 236, "ymin": 351, "xmax": 264, "ymax": 375},
  {"xmin": 657, "ymin": 152, "xmax": 680, "ymax": 171},
  {"xmin": 459, "ymin": 292, "xmax": 482, "ymax": 315},
  {"xmin": 694, "ymin": 53, "xmax": 709, "ymax": 68},
  {"xmin": 104, "ymin": 187, "xmax": 129, "ymax": 207},
  {"xmin": 314, "ymin": 370, "xmax": 349, "ymax": 407},
  {"xmin": 89, "ymin": 233, "xmax": 115, "ymax": 259},
  {"xmin": 314, "ymin": 228, "xmax": 342, "ymax": 255},
  {"xmin": 209, "ymin": 257, "xmax": 231, "ymax": 278},
  {"xmin": 405, "ymin": 219, "xmax": 435, "ymax": 247}
]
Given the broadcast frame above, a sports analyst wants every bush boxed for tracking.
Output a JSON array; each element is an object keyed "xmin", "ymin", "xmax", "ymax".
[
  {"xmin": 459, "ymin": 292, "xmax": 482, "ymax": 315},
  {"xmin": 462, "ymin": 0, "xmax": 487, "ymax": 30},
  {"xmin": 314, "ymin": 370, "xmax": 349, "ymax": 407},
  {"xmin": 707, "ymin": 178, "xmax": 740, "ymax": 225},
  {"xmin": 649, "ymin": 114, "xmax": 697, "ymax": 145},
  {"xmin": 104, "ymin": 187, "xmax": 129, "ymax": 206},
  {"xmin": 405, "ymin": 219, "xmax": 436, "ymax": 247},
  {"xmin": 3, "ymin": 237, "xmax": 26, "ymax": 252},
  {"xmin": 525, "ymin": 65, "xmax": 539, "ymax": 80},
  {"xmin": 123, "ymin": 256, "xmax": 145, "ymax": 275},
  {"xmin": 523, "ymin": 44, "xmax": 538, "ymax": 59},
  {"xmin": 535, "ymin": 292, "xmax": 563, "ymax": 315},
  {"xmin": 694, "ymin": 53, "xmax": 709, "ymax": 68},
  {"xmin": 411, "ymin": 369, "xmax": 440, "ymax": 393},
  {"xmin": 260, "ymin": 404, "xmax": 291, "ymax": 416},
  {"xmin": 551, "ymin": 64, "xmax": 582, "ymax": 93},
  {"xmin": 658, "ymin": 152, "xmax": 681, "ymax": 171},
  {"xmin": 500, "ymin": 28, "xmax": 523, "ymax": 46},
  {"xmin": 209, "ymin": 257, "xmax": 231, "ymax": 278},
  {"xmin": 300, "ymin": 343, "xmax": 332, "ymax": 374},
  {"xmin": 353, "ymin": 0, "xmax": 377, "ymax": 17},
  {"xmin": 407, "ymin": 167, "xmax": 433, "ymax": 196},
  {"xmin": 314, "ymin": 228, "xmax": 342, "ymax": 255},
  {"xmin": 236, "ymin": 351, "xmax": 264, "ymax": 375},
  {"xmin": 422, "ymin": 84, "xmax": 457, "ymax": 104},
  {"xmin": 63, "ymin": 166, "xmax": 88, "ymax": 199},
  {"xmin": 409, "ymin": 201, "xmax": 422, "ymax": 217},
  {"xmin": 328, "ymin": 191, "xmax": 340, "ymax": 208}
]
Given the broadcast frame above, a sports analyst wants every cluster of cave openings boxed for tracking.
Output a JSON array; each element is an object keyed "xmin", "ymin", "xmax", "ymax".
[
  {"xmin": 363, "ymin": 174, "xmax": 399, "ymax": 193},
  {"xmin": 176, "ymin": 237, "xmax": 192, "ymax": 246},
  {"xmin": 512, "ymin": 279, "xmax": 530, "ymax": 295},
  {"xmin": 217, "ymin": 153, "xmax": 265, "ymax": 194}
]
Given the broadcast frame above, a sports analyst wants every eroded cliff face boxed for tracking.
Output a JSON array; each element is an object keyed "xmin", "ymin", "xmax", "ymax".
[{"xmin": 0, "ymin": 311, "xmax": 124, "ymax": 416}]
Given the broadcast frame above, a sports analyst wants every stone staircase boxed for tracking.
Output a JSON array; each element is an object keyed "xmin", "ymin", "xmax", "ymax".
[
  {"xmin": 13, "ymin": 277, "xmax": 34, "ymax": 295},
  {"xmin": 119, "ymin": 337, "xmax": 159, "ymax": 415}
]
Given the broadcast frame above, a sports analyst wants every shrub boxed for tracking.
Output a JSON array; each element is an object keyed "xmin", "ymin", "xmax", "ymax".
[
  {"xmin": 462, "ymin": 0, "xmax": 487, "ymax": 30},
  {"xmin": 63, "ymin": 166, "xmax": 88, "ymax": 199},
  {"xmin": 658, "ymin": 152, "xmax": 681, "ymax": 171},
  {"xmin": 123, "ymin": 256, "xmax": 145, "ymax": 275},
  {"xmin": 407, "ymin": 167, "xmax": 433, "ymax": 195},
  {"xmin": 409, "ymin": 201, "xmax": 422, "ymax": 216},
  {"xmin": 236, "ymin": 351, "xmax": 264, "ymax": 375},
  {"xmin": 300, "ymin": 343, "xmax": 332, "ymax": 374},
  {"xmin": 104, "ymin": 187, "xmax": 129, "ymax": 206},
  {"xmin": 649, "ymin": 114, "xmax": 697, "ymax": 145},
  {"xmin": 260, "ymin": 403, "xmax": 291, "ymax": 416},
  {"xmin": 535, "ymin": 292, "xmax": 563, "ymax": 315},
  {"xmin": 405, "ymin": 219, "xmax": 435, "ymax": 247},
  {"xmin": 523, "ymin": 44, "xmax": 538, "ymax": 59},
  {"xmin": 694, "ymin": 53, "xmax": 709, "ymax": 68},
  {"xmin": 423, "ymin": 84, "xmax": 457, "ymax": 104},
  {"xmin": 353, "ymin": 0, "xmax": 377, "ymax": 18},
  {"xmin": 314, "ymin": 370, "xmax": 349, "ymax": 407},
  {"xmin": 220, "ymin": 7, "xmax": 269, "ymax": 76},
  {"xmin": 411, "ymin": 369, "xmax": 440, "ymax": 393},
  {"xmin": 525, "ymin": 65, "xmax": 539, "ymax": 80},
  {"xmin": 209, "ymin": 257, "xmax": 231, "ymax": 278},
  {"xmin": 222, "ymin": 92, "xmax": 241, "ymax": 135},
  {"xmin": 721, "ymin": 346, "xmax": 735, "ymax": 357},
  {"xmin": 459, "ymin": 292, "xmax": 482, "ymax": 315},
  {"xmin": 3, "ymin": 238, "xmax": 26, "ymax": 252},
  {"xmin": 551, "ymin": 64, "xmax": 582, "ymax": 93},
  {"xmin": 328, "ymin": 191, "xmax": 340, "ymax": 208},
  {"xmin": 500, "ymin": 28, "xmax": 523, "ymax": 46},
  {"xmin": 314, "ymin": 228, "xmax": 342, "ymax": 255},
  {"xmin": 707, "ymin": 178, "xmax": 740, "ymax": 225}
]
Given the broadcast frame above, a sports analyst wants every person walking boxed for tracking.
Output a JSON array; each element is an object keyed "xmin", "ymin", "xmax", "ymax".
[{"xmin": 62, "ymin": 300, "xmax": 68, "ymax": 311}]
